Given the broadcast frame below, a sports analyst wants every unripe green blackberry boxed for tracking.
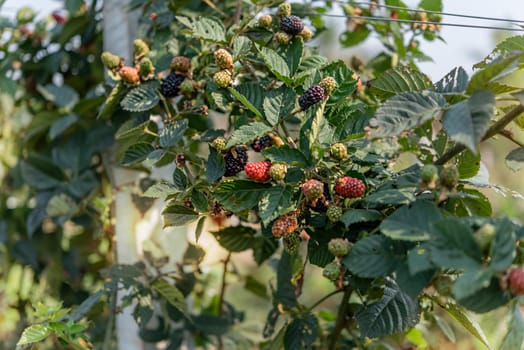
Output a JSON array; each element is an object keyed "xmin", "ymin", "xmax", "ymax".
[
  {"xmin": 170, "ymin": 56, "xmax": 192, "ymax": 73},
  {"xmin": 326, "ymin": 206, "xmax": 343, "ymax": 223},
  {"xmin": 270, "ymin": 163, "xmax": 287, "ymax": 181},
  {"xmin": 211, "ymin": 137, "xmax": 226, "ymax": 151},
  {"xmin": 214, "ymin": 70, "xmax": 232, "ymax": 88},
  {"xmin": 16, "ymin": 7, "xmax": 35, "ymax": 24},
  {"xmin": 214, "ymin": 49, "xmax": 234, "ymax": 70},
  {"xmin": 118, "ymin": 66, "xmax": 140, "ymax": 84},
  {"xmin": 320, "ymin": 77, "xmax": 337, "ymax": 95},
  {"xmin": 277, "ymin": 3, "xmax": 292, "ymax": 17},
  {"xmin": 474, "ymin": 223, "xmax": 496, "ymax": 252},
  {"xmin": 258, "ymin": 14, "xmax": 273, "ymax": 28},
  {"xmin": 101, "ymin": 52, "xmax": 122, "ymax": 70},
  {"xmin": 323, "ymin": 261, "xmax": 341, "ymax": 281},
  {"xmin": 328, "ymin": 238, "xmax": 352, "ymax": 257},
  {"xmin": 299, "ymin": 85, "xmax": 325, "ymax": 111},
  {"xmin": 298, "ymin": 27, "xmax": 313, "ymax": 41},
  {"xmin": 180, "ymin": 79, "xmax": 194, "ymax": 95},
  {"xmin": 133, "ymin": 39, "xmax": 150, "ymax": 58},
  {"xmin": 302, "ymin": 179, "xmax": 325, "ymax": 202},
  {"xmin": 279, "ymin": 15, "xmax": 304, "ymax": 36},
  {"xmin": 283, "ymin": 232, "xmax": 301, "ymax": 255},
  {"xmin": 330, "ymin": 143, "xmax": 347, "ymax": 160},
  {"xmin": 138, "ymin": 57, "xmax": 155, "ymax": 79},
  {"xmin": 420, "ymin": 164, "xmax": 438, "ymax": 189},
  {"xmin": 274, "ymin": 31, "xmax": 291, "ymax": 45},
  {"xmin": 440, "ymin": 165, "xmax": 459, "ymax": 190}
]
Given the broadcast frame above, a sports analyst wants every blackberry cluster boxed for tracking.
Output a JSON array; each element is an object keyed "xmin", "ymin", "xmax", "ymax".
[
  {"xmin": 160, "ymin": 72, "xmax": 185, "ymax": 97},
  {"xmin": 251, "ymin": 135, "xmax": 271, "ymax": 152},
  {"xmin": 298, "ymin": 85, "xmax": 325, "ymax": 111},
  {"xmin": 310, "ymin": 182, "xmax": 331, "ymax": 213},
  {"xmin": 224, "ymin": 146, "xmax": 248, "ymax": 176},
  {"xmin": 279, "ymin": 15, "xmax": 304, "ymax": 36}
]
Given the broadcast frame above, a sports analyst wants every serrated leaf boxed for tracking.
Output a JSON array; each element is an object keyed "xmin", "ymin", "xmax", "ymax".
[
  {"xmin": 263, "ymin": 86, "xmax": 296, "ymax": 126},
  {"xmin": 172, "ymin": 168, "xmax": 187, "ymax": 190},
  {"xmin": 121, "ymin": 142, "xmax": 155, "ymax": 166},
  {"xmin": 162, "ymin": 204, "xmax": 199, "ymax": 227},
  {"xmin": 369, "ymin": 91, "xmax": 446, "ymax": 138},
  {"xmin": 258, "ymin": 186, "xmax": 293, "ymax": 226},
  {"xmin": 233, "ymin": 36, "xmax": 251, "ymax": 59},
  {"xmin": 214, "ymin": 180, "xmax": 270, "ymax": 212},
  {"xmin": 457, "ymin": 149, "xmax": 481, "ymax": 179},
  {"xmin": 284, "ymin": 314, "xmax": 318, "ymax": 350},
  {"xmin": 229, "ymin": 87, "xmax": 264, "ymax": 118},
  {"xmin": 322, "ymin": 60, "xmax": 358, "ymax": 108},
  {"xmin": 458, "ymin": 277, "xmax": 510, "ymax": 313},
  {"xmin": 143, "ymin": 181, "xmax": 180, "ymax": 198},
  {"xmin": 380, "ymin": 201, "xmax": 441, "ymax": 241},
  {"xmin": 505, "ymin": 147, "xmax": 524, "ymax": 171},
  {"xmin": 192, "ymin": 17, "xmax": 226, "ymax": 43},
  {"xmin": 341, "ymin": 209, "xmax": 381, "ymax": 228},
  {"xmin": 191, "ymin": 190, "xmax": 209, "ymax": 213},
  {"xmin": 212, "ymin": 226, "xmax": 256, "ymax": 252},
  {"xmin": 17, "ymin": 324, "xmax": 52, "ymax": 346},
  {"xmin": 151, "ymin": 278, "xmax": 190, "ymax": 319},
  {"xmin": 280, "ymin": 37, "xmax": 303, "ymax": 76},
  {"xmin": 434, "ymin": 67, "xmax": 468, "ymax": 94},
  {"xmin": 253, "ymin": 235, "xmax": 279, "ymax": 265},
  {"xmin": 370, "ymin": 66, "xmax": 432, "ymax": 99},
  {"xmin": 262, "ymin": 146, "xmax": 308, "ymax": 166},
  {"xmin": 120, "ymin": 85, "xmax": 160, "ymax": 112},
  {"xmin": 160, "ymin": 119, "xmax": 188, "ymax": 148},
  {"xmin": 363, "ymin": 188, "xmax": 416, "ymax": 206},
  {"xmin": 442, "ymin": 90, "xmax": 494, "ymax": 153},
  {"xmin": 343, "ymin": 235, "xmax": 409, "ymax": 278},
  {"xmin": 500, "ymin": 303, "xmax": 524, "ymax": 350},
  {"xmin": 356, "ymin": 278, "xmax": 420, "ymax": 338},
  {"xmin": 257, "ymin": 46, "xmax": 291, "ymax": 84},
  {"xmin": 468, "ymin": 55, "xmax": 520, "ymax": 94},
  {"xmin": 226, "ymin": 122, "xmax": 272, "ymax": 148},
  {"xmin": 206, "ymin": 146, "xmax": 225, "ymax": 183},
  {"xmin": 474, "ymin": 35, "xmax": 524, "ymax": 69},
  {"xmin": 434, "ymin": 300, "xmax": 492, "ymax": 350}
]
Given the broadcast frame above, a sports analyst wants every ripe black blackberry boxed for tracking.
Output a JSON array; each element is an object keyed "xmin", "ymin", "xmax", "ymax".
[
  {"xmin": 299, "ymin": 85, "xmax": 325, "ymax": 111},
  {"xmin": 160, "ymin": 73, "xmax": 185, "ymax": 97},
  {"xmin": 251, "ymin": 135, "xmax": 271, "ymax": 152},
  {"xmin": 224, "ymin": 146, "xmax": 248, "ymax": 176},
  {"xmin": 279, "ymin": 15, "xmax": 305, "ymax": 36},
  {"xmin": 310, "ymin": 182, "xmax": 331, "ymax": 213}
]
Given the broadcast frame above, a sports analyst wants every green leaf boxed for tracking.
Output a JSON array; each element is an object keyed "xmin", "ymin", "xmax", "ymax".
[
  {"xmin": 452, "ymin": 269, "xmax": 493, "ymax": 300},
  {"xmin": 369, "ymin": 91, "xmax": 446, "ymax": 138},
  {"xmin": 16, "ymin": 324, "xmax": 52, "ymax": 346},
  {"xmin": 20, "ymin": 156, "xmax": 65, "ymax": 190},
  {"xmin": 191, "ymin": 190, "xmax": 209, "ymax": 213},
  {"xmin": 500, "ymin": 303, "xmax": 524, "ymax": 350},
  {"xmin": 276, "ymin": 252, "xmax": 297, "ymax": 308},
  {"xmin": 263, "ymin": 86, "xmax": 296, "ymax": 126},
  {"xmin": 458, "ymin": 277, "xmax": 510, "ymax": 313},
  {"xmin": 284, "ymin": 314, "xmax": 318, "ymax": 350},
  {"xmin": 229, "ymin": 86, "xmax": 264, "ymax": 118},
  {"xmin": 457, "ymin": 149, "xmax": 480, "ymax": 179},
  {"xmin": 70, "ymin": 289, "xmax": 105, "ymax": 322},
  {"xmin": 244, "ymin": 276, "xmax": 268, "ymax": 299},
  {"xmin": 120, "ymin": 85, "xmax": 160, "ymax": 112},
  {"xmin": 192, "ymin": 314, "xmax": 230, "ymax": 335},
  {"xmin": 280, "ymin": 37, "xmax": 303, "ymax": 76},
  {"xmin": 419, "ymin": 0, "xmax": 442, "ymax": 11},
  {"xmin": 172, "ymin": 168, "xmax": 187, "ymax": 190},
  {"xmin": 322, "ymin": 60, "xmax": 358, "ymax": 108},
  {"xmin": 433, "ymin": 314, "xmax": 456, "ymax": 344},
  {"xmin": 468, "ymin": 55, "xmax": 520, "ymax": 94},
  {"xmin": 213, "ymin": 180, "xmax": 270, "ymax": 212},
  {"xmin": 194, "ymin": 216, "xmax": 206, "ymax": 242},
  {"xmin": 435, "ymin": 300, "xmax": 492, "ymax": 350},
  {"xmin": 151, "ymin": 278, "xmax": 190, "ymax": 319},
  {"xmin": 46, "ymin": 193, "xmax": 77, "ymax": 218},
  {"xmin": 253, "ymin": 235, "xmax": 279, "ymax": 265},
  {"xmin": 434, "ymin": 67, "xmax": 468, "ymax": 94},
  {"xmin": 473, "ymin": 35, "xmax": 524, "ymax": 69},
  {"xmin": 395, "ymin": 261, "xmax": 434, "ymax": 298},
  {"xmin": 121, "ymin": 142, "xmax": 155, "ymax": 166},
  {"xmin": 341, "ymin": 209, "xmax": 381, "ymax": 228},
  {"xmin": 445, "ymin": 188, "xmax": 492, "ymax": 217},
  {"xmin": 380, "ymin": 201, "xmax": 441, "ymax": 241},
  {"xmin": 226, "ymin": 122, "xmax": 271, "ymax": 148},
  {"xmin": 233, "ymin": 36, "xmax": 251, "ymax": 59},
  {"xmin": 262, "ymin": 146, "xmax": 308, "ymax": 166},
  {"xmin": 49, "ymin": 114, "xmax": 79, "ymax": 140},
  {"xmin": 143, "ymin": 181, "xmax": 180, "ymax": 198},
  {"xmin": 258, "ymin": 186, "xmax": 294, "ymax": 226},
  {"xmin": 489, "ymin": 218, "xmax": 516, "ymax": 272},
  {"xmin": 160, "ymin": 119, "xmax": 188, "ymax": 148},
  {"xmin": 369, "ymin": 66, "xmax": 432, "ymax": 99},
  {"xmin": 343, "ymin": 235, "xmax": 409, "ymax": 278},
  {"xmin": 442, "ymin": 90, "xmax": 495, "ymax": 153},
  {"xmin": 192, "ymin": 17, "xmax": 226, "ymax": 43},
  {"xmin": 212, "ymin": 226, "xmax": 257, "ymax": 252},
  {"xmin": 37, "ymin": 83, "xmax": 79, "ymax": 109},
  {"xmin": 206, "ymin": 146, "xmax": 225, "ymax": 183},
  {"xmin": 356, "ymin": 278, "xmax": 420, "ymax": 338},
  {"xmin": 505, "ymin": 147, "xmax": 524, "ymax": 171},
  {"xmin": 257, "ymin": 46, "xmax": 291, "ymax": 84},
  {"xmin": 339, "ymin": 26, "xmax": 370, "ymax": 47},
  {"xmin": 363, "ymin": 188, "xmax": 417, "ymax": 206},
  {"xmin": 162, "ymin": 204, "xmax": 199, "ymax": 227}
]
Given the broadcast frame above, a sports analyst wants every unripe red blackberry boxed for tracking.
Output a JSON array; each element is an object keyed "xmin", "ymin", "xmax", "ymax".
[
  {"xmin": 508, "ymin": 268, "xmax": 524, "ymax": 295},
  {"xmin": 330, "ymin": 143, "xmax": 347, "ymax": 160},
  {"xmin": 211, "ymin": 137, "xmax": 226, "ymax": 151},
  {"xmin": 272, "ymin": 213, "xmax": 298, "ymax": 237},
  {"xmin": 274, "ymin": 31, "xmax": 291, "ymax": 45},
  {"xmin": 302, "ymin": 179, "xmax": 325, "ymax": 202},
  {"xmin": 160, "ymin": 72, "xmax": 185, "ymax": 97},
  {"xmin": 214, "ymin": 70, "xmax": 232, "ymax": 88},
  {"xmin": 133, "ymin": 39, "xmax": 150, "ymax": 58},
  {"xmin": 320, "ymin": 77, "xmax": 337, "ymax": 95},
  {"xmin": 283, "ymin": 232, "xmax": 301, "ymax": 255},
  {"xmin": 258, "ymin": 14, "xmax": 272, "ymax": 28},
  {"xmin": 214, "ymin": 49, "xmax": 234, "ymax": 70},
  {"xmin": 334, "ymin": 176, "xmax": 366, "ymax": 198},
  {"xmin": 270, "ymin": 163, "xmax": 287, "ymax": 181},
  {"xmin": 277, "ymin": 3, "xmax": 292, "ymax": 17},
  {"xmin": 170, "ymin": 56, "xmax": 192, "ymax": 73},
  {"xmin": 298, "ymin": 27, "xmax": 313, "ymax": 41},
  {"xmin": 299, "ymin": 85, "xmax": 325, "ymax": 111},
  {"xmin": 279, "ymin": 15, "xmax": 304, "ymax": 36},
  {"xmin": 328, "ymin": 238, "xmax": 352, "ymax": 257},
  {"xmin": 326, "ymin": 206, "xmax": 343, "ymax": 223},
  {"xmin": 101, "ymin": 51, "xmax": 122, "ymax": 70},
  {"xmin": 224, "ymin": 146, "xmax": 248, "ymax": 176},
  {"xmin": 323, "ymin": 261, "xmax": 341, "ymax": 281},
  {"xmin": 119, "ymin": 66, "xmax": 140, "ymax": 84},
  {"xmin": 245, "ymin": 161, "xmax": 271, "ymax": 182},
  {"xmin": 251, "ymin": 135, "xmax": 271, "ymax": 152},
  {"xmin": 440, "ymin": 165, "xmax": 459, "ymax": 190}
]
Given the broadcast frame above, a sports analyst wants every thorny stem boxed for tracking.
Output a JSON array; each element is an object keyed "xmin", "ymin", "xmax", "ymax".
[
  {"xmin": 328, "ymin": 286, "xmax": 352, "ymax": 350},
  {"xmin": 435, "ymin": 104, "xmax": 524, "ymax": 165},
  {"xmin": 499, "ymin": 129, "xmax": 524, "ymax": 147},
  {"xmin": 217, "ymin": 252, "xmax": 232, "ymax": 350}
]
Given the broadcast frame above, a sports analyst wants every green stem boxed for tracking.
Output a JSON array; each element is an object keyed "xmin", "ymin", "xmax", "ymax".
[
  {"xmin": 306, "ymin": 289, "xmax": 344, "ymax": 312},
  {"xmin": 328, "ymin": 286, "xmax": 352, "ymax": 350},
  {"xmin": 217, "ymin": 252, "xmax": 232, "ymax": 350}
]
